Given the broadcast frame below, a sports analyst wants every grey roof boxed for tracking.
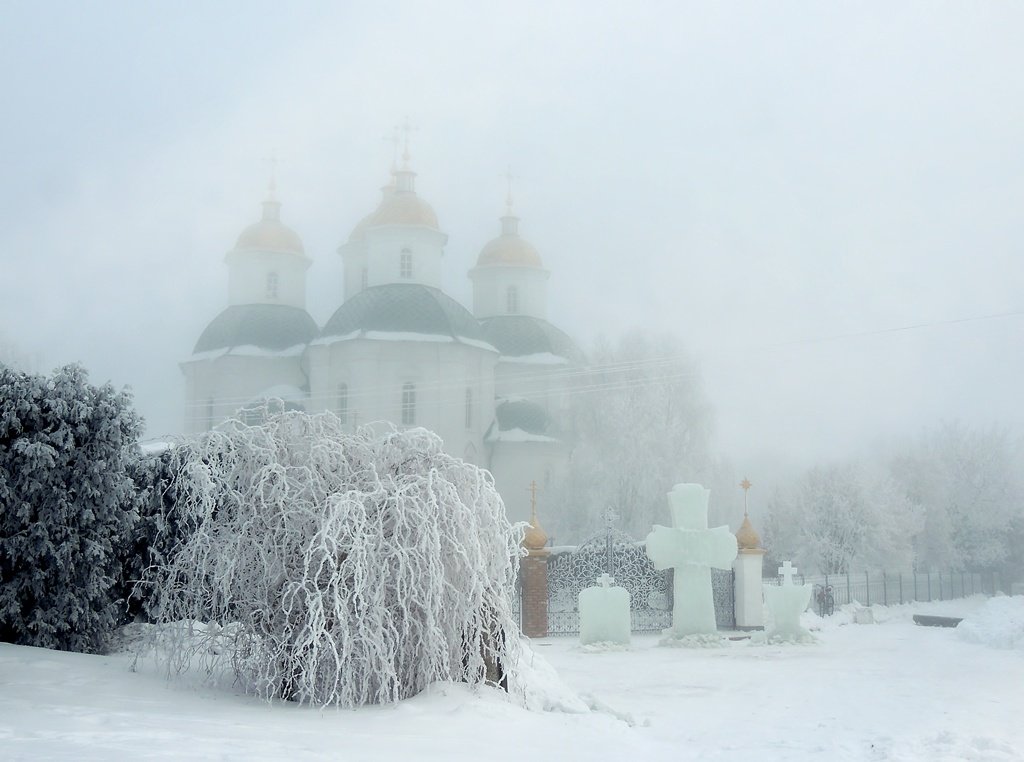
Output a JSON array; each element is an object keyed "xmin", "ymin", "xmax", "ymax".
[
  {"xmin": 494, "ymin": 399, "xmax": 554, "ymax": 435},
  {"xmin": 194, "ymin": 304, "xmax": 319, "ymax": 354},
  {"xmin": 322, "ymin": 284, "xmax": 489, "ymax": 344},
  {"xmin": 479, "ymin": 315, "xmax": 582, "ymax": 362}
]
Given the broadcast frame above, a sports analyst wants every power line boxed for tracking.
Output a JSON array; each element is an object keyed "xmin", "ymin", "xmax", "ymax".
[{"xmin": 182, "ymin": 308, "xmax": 1024, "ymax": 413}]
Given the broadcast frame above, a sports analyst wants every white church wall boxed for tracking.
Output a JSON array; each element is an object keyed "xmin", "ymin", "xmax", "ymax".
[
  {"xmin": 470, "ymin": 266, "xmax": 548, "ymax": 319},
  {"xmin": 226, "ymin": 250, "xmax": 309, "ymax": 308},
  {"xmin": 181, "ymin": 354, "xmax": 308, "ymax": 434},
  {"xmin": 365, "ymin": 227, "xmax": 447, "ymax": 290},
  {"xmin": 306, "ymin": 338, "xmax": 497, "ymax": 458},
  {"xmin": 340, "ymin": 245, "xmax": 368, "ymax": 300}
]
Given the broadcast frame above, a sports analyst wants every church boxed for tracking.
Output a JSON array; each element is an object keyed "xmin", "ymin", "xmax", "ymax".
[{"xmin": 181, "ymin": 152, "xmax": 582, "ymax": 524}]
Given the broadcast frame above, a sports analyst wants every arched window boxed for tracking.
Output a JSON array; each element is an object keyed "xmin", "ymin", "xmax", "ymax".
[
  {"xmin": 337, "ymin": 383, "xmax": 349, "ymax": 425},
  {"xmin": 506, "ymin": 285, "xmax": 519, "ymax": 314},
  {"xmin": 266, "ymin": 272, "xmax": 279, "ymax": 299},
  {"xmin": 361, "ymin": 268, "xmax": 368, "ymax": 290},
  {"xmin": 400, "ymin": 248, "xmax": 413, "ymax": 279},
  {"xmin": 464, "ymin": 388, "xmax": 473, "ymax": 429},
  {"xmin": 401, "ymin": 383, "xmax": 416, "ymax": 425}
]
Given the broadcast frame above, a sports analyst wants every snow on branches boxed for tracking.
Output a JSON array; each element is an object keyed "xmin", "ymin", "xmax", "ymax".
[
  {"xmin": 149, "ymin": 411, "xmax": 525, "ymax": 708},
  {"xmin": 0, "ymin": 364, "xmax": 142, "ymax": 653}
]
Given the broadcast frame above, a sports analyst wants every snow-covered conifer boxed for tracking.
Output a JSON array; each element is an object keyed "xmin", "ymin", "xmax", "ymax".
[
  {"xmin": 0, "ymin": 364, "xmax": 142, "ymax": 652},
  {"xmin": 149, "ymin": 410, "xmax": 524, "ymax": 708}
]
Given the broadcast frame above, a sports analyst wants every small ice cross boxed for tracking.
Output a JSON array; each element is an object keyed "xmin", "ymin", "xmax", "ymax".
[
  {"xmin": 596, "ymin": 573, "xmax": 615, "ymax": 588},
  {"xmin": 778, "ymin": 561, "xmax": 798, "ymax": 586}
]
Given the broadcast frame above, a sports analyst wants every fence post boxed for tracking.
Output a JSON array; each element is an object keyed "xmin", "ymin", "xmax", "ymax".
[
  {"xmin": 927, "ymin": 573, "xmax": 931, "ymax": 602},
  {"xmin": 847, "ymin": 572, "xmax": 852, "ymax": 605},
  {"xmin": 882, "ymin": 571, "xmax": 888, "ymax": 606},
  {"xmin": 939, "ymin": 572, "xmax": 944, "ymax": 601},
  {"xmin": 913, "ymin": 572, "xmax": 917, "ymax": 602},
  {"xmin": 865, "ymin": 570, "xmax": 871, "ymax": 606},
  {"xmin": 899, "ymin": 572, "xmax": 903, "ymax": 605}
]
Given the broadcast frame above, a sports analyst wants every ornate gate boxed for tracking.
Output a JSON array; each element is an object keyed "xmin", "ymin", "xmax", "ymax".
[{"xmin": 545, "ymin": 520, "xmax": 735, "ymax": 635}]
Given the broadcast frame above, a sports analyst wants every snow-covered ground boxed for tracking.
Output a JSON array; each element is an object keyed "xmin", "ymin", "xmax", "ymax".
[{"xmin": 2, "ymin": 596, "xmax": 1022, "ymax": 761}]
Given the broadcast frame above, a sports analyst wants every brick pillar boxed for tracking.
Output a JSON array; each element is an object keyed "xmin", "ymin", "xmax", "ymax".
[
  {"xmin": 520, "ymin": 549, "xmax": 550, "ymax": 638},
  {"xmin": 520, "ymin": 482, "xmax": 551, "ymax": 638}
]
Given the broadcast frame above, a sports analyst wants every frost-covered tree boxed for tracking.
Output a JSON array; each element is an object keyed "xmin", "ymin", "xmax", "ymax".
[
  {"xmin": 763, "ymin": 462, "xmax": 919, "ymax": 574},
  {"xmin": 0, "ymin": 364, "xmax": 142, "ymax": 653},
  {"xmin": 890, "ymin": 422, "xmax": 1023, "ymax": 572},
  {"xmin": 149, "ymin": 411, "xmax": 524, "ymax": 708},
  {"xmin": 117, "ymin": 445, "xmax": 191, "ymax": 622},
  {"xmin": 550, "ymin": 331, "xmax": 716, "ymax": 541}
]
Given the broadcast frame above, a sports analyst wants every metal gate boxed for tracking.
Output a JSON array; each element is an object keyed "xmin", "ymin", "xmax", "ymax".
[{"xmin": 544, "ymin": 521, "xmax": 735, "ymax": 635}]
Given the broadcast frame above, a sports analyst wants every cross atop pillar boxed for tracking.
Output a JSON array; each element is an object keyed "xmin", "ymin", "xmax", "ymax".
[{"xmin": 596, "ymin": 573, "xmax": 615, "ymax": 588}]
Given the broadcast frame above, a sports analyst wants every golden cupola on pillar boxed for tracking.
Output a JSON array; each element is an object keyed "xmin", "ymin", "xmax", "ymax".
[{"xmin": 736, "ymin": 477, "xmax": 763, "ymax": 551}]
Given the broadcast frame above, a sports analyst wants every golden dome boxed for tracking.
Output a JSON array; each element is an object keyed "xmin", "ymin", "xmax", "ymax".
[
  {"xmin": 234, "ymin": 199, "xmax": 305, "ymax": 256},
  {"xmin": 348, "ymin": 169, "xmax": 440, "ymax": 242},
  {"xmin": 736, "ymin": 514, "xmax": 762, "ymax": 551},
  {"xmin": 476, "ymin": 215, "xmax": 543, "ymax": 268},
  {"xmin": 523, "ymin": 514, "xmax": 548, "ymax": 551}
]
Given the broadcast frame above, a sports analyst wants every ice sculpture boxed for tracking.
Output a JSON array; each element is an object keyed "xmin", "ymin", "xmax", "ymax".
[
  {"xmin": 763, "ymin": 561, "xmax": 813, "ymax": 642},
  {"xmin": 578, "ymin": 573, "xmax": 631, "ymax": 646},
  {"xmin": 646, "ymin": 483, "xmax": 738, "ymax": 637}
]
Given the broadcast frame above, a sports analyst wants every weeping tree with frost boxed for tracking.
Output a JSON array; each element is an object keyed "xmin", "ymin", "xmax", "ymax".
[{"xmin": 148, "ymin": 409, "xmax": 525, "ymax": 707}]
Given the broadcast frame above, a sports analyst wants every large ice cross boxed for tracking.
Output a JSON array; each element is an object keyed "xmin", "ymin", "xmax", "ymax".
[
  {"xmin": 646, "ymin": 483, "xmax": 738, "ymax": 637},
  {"xmin": 778, "ymin": 561, "xmax": 798, "ymax": 585}
]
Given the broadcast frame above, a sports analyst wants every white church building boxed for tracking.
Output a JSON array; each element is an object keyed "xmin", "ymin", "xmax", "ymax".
[{"xmin": 181, "ymin": 157, "xmax": 581, "ymax": 524}]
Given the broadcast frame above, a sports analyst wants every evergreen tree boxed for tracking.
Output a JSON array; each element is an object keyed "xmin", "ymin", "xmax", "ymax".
[{"xmin": 0, "ymin": 364, "xmax": 142, "ymax": 653}]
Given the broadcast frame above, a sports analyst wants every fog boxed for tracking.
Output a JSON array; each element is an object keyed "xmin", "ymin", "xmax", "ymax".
[{"xmin": 3, "ymin": 1, "xmax": 1022, "ymax": 474}]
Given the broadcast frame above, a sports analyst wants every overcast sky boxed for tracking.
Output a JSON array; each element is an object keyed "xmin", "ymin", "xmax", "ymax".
[{"xmin": 2, "ymin": 1, "xmax": 1022, "ymax": 483}]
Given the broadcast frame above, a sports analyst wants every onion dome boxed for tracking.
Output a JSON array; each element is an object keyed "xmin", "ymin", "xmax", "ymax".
[
  {"xmin": 233, "ymin": 189, "xmax": 306, "ymax": 256},
  {"xmin": 347, "ymin": 167, "xmax": 439, "ymax": 242},
  {"xmin": 193, "ymin": 304, "xmax": 318, "ymax": 354},
  {"xmin": 736, "ymin": 514, "xmax": 762, "ymax": 551},
  {"xmin": 479, "ymin": 315, "xmax": 583, "ymax": 362},
  {"xmin": 476, "ymin": 214, "xmax": 543, "ymax": 268},
  {"xmin": 523, "ymin": 517, "xmax": 549, "ymax": 551},
  {"xmin": 321, "ymin": 283, "xmax": 491, "ymax": 345}
]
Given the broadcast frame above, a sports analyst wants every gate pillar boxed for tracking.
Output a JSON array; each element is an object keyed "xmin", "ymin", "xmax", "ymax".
[
  {"xmin": 521, "ymin": 503, "xmax": 550, "ymax": 638},
  {"xmin": 734, "ymin": 513, "xmax": 766, "ymax": 630}
]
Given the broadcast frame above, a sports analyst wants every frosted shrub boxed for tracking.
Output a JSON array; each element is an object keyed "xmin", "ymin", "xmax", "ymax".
[
  {"xmin": 150, "ymin": 410, "xmax": 524, "ymax": 707},
  {"xmin": 0, "ymin": 364, "xmax": 142, "ymax": 653},
  {"xmin": 118, "ymin": 445, "xmax": 191, "ymax": 622}
]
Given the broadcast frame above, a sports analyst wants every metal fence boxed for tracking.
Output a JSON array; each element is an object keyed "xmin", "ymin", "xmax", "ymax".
[{"xmin": 765, "ymin": 569, "xmax": 1002, "ymax": 611}]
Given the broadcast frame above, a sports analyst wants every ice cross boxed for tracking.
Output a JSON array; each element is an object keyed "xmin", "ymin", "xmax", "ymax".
[
  {"xmin": 646, "ymin": 483, "xmax": 738, "ymax": 637},
  {"xmin": 778, "ymin": 561, "xmax": 798, "ymax": 586},
  {"xmin": 596, "ymin": 573, "xmax": 615, "ymax": 588}
]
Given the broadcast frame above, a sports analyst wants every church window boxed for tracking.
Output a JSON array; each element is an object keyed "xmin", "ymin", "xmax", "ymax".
[
  {"xmin": 266, "ymin": 272, "xmax": 279, "ymax": 299},
  {"xmin": 506, "ymin": 285, "xmax": 518, "ymax": 314},
  {"xmin": 464, "ymin": 388, "xmax": 473, "ymax": 429},
  {"xmin": 400, "ymin": 248, "xmax": 413, "ymax": 279},
  {"xmin": 401, "ymin": 383, "xmax": 416, "ymax": 425},
  {"xmin": 361, "ymin": 268, "xmax": 368, "ymax": 290},
  {"xmin": 337, "ymin": 383, "xmax": 349, "ymax": 425}
]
